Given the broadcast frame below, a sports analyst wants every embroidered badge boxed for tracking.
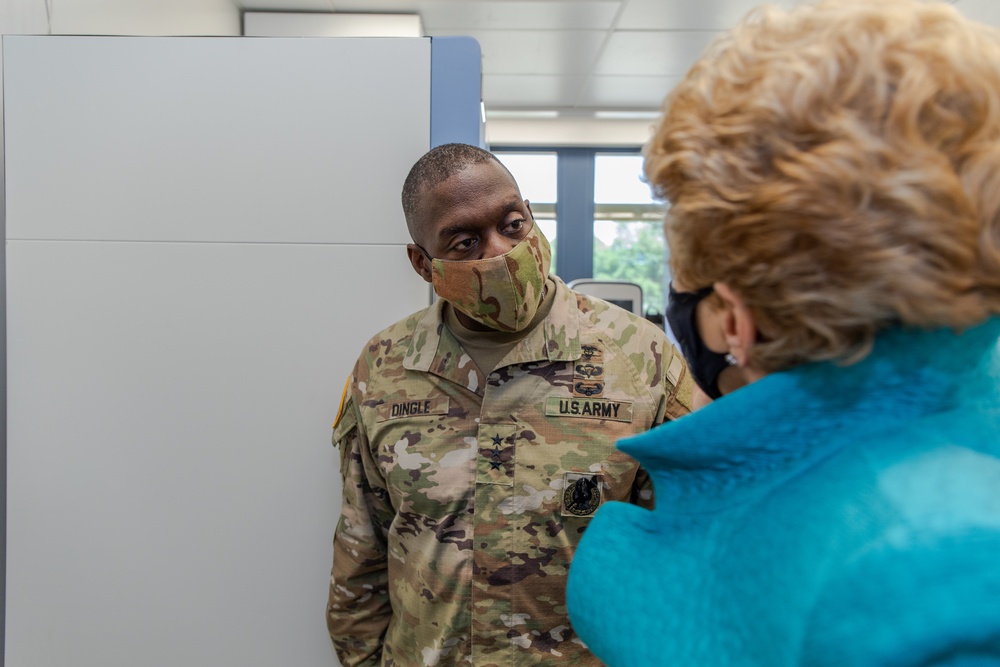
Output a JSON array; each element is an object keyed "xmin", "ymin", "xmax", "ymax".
[
  {"xmin": 575, "ymin": 362, "xmax": 603, "ymax": 378},
  {"xmin": 574, "ymin": 381, "xmax": 604, "ymax": 396},
  {"xmin": 563, "ymin": 473, "xmax": 603, "ymax": 517},
  {"xmin": 574, "ymin": 344, "xmax": 605, "ymax": 397}
]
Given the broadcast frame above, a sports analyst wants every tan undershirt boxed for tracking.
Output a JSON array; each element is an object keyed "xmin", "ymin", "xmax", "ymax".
[{"xmin": 444, "ymin": 276, "xmax": 557, "ymax": 376}]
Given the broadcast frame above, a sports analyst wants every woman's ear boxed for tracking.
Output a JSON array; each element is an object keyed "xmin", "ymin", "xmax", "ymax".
[{"xmin": 713, "ymin": 282, "xmax": 759, "ymax": 369}]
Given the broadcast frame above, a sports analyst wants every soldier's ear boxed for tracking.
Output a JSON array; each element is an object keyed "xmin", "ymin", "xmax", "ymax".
[{"xmin": 407, "ymin": 244, "xmax": 433, "ymax": 283}]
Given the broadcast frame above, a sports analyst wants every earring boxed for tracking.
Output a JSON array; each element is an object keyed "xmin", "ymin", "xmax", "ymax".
[{"xmin": 725, "ymin": 353, "xmax": 738, "ymax": 366}]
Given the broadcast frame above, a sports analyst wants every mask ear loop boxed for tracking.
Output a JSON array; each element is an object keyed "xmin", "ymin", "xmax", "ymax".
[{"xmin": 414, "ymin": 244, "xmax": 438, "ymax": 282}]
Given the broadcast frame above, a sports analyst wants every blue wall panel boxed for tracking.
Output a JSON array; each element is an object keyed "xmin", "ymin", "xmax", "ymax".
[{"xmin": 430, "ymin": 36, "xmax": 484, "ymax": 148}]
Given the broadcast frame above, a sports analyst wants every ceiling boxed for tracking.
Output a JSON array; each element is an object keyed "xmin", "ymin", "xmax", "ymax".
[
  {"xmin": 11, "ymin": 0, "xmax": 1000, "ymax": 145},
  {"xmin": 232, "ymin": 0, "xmax": 1000, "ymax": 121}
]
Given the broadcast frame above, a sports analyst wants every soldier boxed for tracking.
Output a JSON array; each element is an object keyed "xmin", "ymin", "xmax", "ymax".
[{"xmin": 327, "ymin": 143, "xmax": 693, "ymax": 666}]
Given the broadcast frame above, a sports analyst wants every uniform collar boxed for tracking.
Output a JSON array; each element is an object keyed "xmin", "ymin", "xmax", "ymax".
[
  {"xmin": 403, "ymin": 275, "xmax": 583, "ymax": 393},
  {"xmin": 504, "ymin": 274, "xmax": 582, "ymax": 365}
]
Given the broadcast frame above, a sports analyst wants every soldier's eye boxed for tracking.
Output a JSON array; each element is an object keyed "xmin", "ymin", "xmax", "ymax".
[
  {"xmin": 451, "ymin": 237, "xmax": 476, "ymax": 253},
  {"xmin": 502, "ymin": 218, "xmax": 526, "ymax": 235}
]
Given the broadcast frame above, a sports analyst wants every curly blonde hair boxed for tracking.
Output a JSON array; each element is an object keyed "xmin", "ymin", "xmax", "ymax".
[{"xmin": 646, "ymin": 0, "xmax": 1000, "ymax": 372}]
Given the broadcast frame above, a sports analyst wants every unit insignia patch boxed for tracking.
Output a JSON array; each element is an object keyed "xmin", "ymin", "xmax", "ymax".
[{"xmin": 562, "ymin": 472, "xmax": 603, "ymax": 517}]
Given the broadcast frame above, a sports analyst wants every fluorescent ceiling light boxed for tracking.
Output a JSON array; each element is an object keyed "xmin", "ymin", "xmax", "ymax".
[
  {"xmin": 593, "ymin": 110, "xmax": 662, "ymax": 120},
  {"xmin": 244, "ymin": 12, "xmax": 423, "ymax": 37},
  {"xmin": 486, "ymin": 110, "xmax": 560, "ymax": 120}
]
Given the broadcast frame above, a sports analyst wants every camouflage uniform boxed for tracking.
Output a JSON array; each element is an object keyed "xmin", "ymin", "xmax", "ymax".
[{"xmin": 328, "ymin": 275, "xmax": 692, "ymax": 666}]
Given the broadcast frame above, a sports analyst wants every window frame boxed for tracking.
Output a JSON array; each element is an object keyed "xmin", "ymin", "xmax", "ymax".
[{"xmin": 492, "ymin": 146, "xmax": 644, "ymax": 284}]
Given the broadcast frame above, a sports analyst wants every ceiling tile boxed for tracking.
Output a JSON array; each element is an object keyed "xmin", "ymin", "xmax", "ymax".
[
  {"xmin": 420, "ymin": 1, "xmax": 621, "ymax": 31},
  {"xmin": 431, "ymin": 29, "xmax": 607, "ymax": 75},
  {"xmin": 594, "ymin": 30, "xmax": 720, "ymax": 76},
  {"xmin": 616, "ymin": 0, "xmax": 797, "ymax": 30},
  {"xmin": 483, "ymin": 74, "xmax": 587, "ymax": 109},
  {"xmin": 578, "ymin": 75, "xmax": 683, "ymax": 109}
]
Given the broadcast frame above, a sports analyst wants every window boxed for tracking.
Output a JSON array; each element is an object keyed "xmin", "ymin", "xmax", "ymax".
[
  {"xmin": 490, "ymin": 147, "xmax": 671, "ymax": 319},
  {"xmin": 494, "ymin": 152, "xmax": 558, "ymax": 273},
  {"xmin": 593, "ymin": 154, "xmax": 668, "ymax": 316}
]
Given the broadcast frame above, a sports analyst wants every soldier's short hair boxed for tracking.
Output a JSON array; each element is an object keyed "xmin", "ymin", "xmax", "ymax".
[{"xmin": 401, "ymin": 143, "xmax": 512, "ymax": 241}]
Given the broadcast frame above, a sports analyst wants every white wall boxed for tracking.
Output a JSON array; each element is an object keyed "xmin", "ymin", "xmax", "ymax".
[
  {"xmin": 4, "ymin": 35, "xmax": 432, "ymax": 667},
  {"xmin": 0, "ymin": 4, "xmax": 49, "ymax": 661}
]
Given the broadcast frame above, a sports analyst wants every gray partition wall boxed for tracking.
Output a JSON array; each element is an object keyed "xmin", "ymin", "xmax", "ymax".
[{"xmin": 3, "ymin": 35, "xmax": 481, "ymax": 666}]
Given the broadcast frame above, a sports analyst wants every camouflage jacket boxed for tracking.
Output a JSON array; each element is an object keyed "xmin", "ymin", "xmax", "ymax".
[{"xmin": 328, "ymin": 276, "xmax": 692, "ymax": 667}]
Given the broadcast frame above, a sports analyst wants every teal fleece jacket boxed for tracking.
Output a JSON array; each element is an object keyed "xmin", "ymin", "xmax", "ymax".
[{"xmin": 568, "ymin": 317, "xmax": 1000, "ymax": 666}]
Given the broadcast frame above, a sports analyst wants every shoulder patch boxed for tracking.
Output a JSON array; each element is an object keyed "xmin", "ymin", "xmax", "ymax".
[
  {"xmin": 332, "ymin": 393, "xmax": 359, "ymax": 450},
  {"xmin": 666, "ymin": 346, "xmax": 685, "ymax": 389},
  {"xmin": 667, "ymin": 346, "xmax": 695, "ymax": 418},
  {"xmin": 333, "ymin": 374, "xmax": 352, "ymax": 429}
]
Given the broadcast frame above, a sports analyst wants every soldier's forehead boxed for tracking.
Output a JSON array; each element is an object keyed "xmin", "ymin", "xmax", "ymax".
[
  {"xmin": 419, "ymin": 169, "xmax": 523, "ymax": 229},
  {"xmin": 432, "ymin": 162, "xmax": 518, "ymax": 199},
  {"xmin": 428, "ymin": 198, "xmax": 524, "ymax": 242}
]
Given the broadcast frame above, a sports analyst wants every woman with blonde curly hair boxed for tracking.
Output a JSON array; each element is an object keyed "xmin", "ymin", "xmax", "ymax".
[{"xmin": 567, "ymin": 0, "xmax": 1000, "ymax": 664}]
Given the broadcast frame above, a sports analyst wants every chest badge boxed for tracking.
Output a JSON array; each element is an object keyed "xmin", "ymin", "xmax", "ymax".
[
  {"xmin": 562, "ymin": 472, "xmax": 603, "ymax": 517},
  {"xmin": 574, "ymin": 344, "xmax": 605, "ymax": 397}
]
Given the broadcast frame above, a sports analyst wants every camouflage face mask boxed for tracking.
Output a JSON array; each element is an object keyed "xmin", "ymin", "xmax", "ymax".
[{"xmin": 431, "ymin": 224, "xmax": 552, "ymax": 332}]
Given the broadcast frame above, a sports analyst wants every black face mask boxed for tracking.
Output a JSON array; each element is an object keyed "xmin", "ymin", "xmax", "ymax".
[{"xmin": 665, "ymin": 284, "xmax": 732, "ymax": 400}]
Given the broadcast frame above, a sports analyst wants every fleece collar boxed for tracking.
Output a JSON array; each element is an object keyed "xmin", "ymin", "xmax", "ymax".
[{"xmin": 620, "ymin": 317, "xmax": 1000, "ymax": 508}]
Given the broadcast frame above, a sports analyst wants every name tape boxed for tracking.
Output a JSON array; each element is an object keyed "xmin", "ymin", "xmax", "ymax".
[
  {"xmin": 544, "ymin": 397, "xmax": 633, "ymax": 422},
  {"xmin": 377, "ymin": 397, "xmax": 451, "ymax": 422}
]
